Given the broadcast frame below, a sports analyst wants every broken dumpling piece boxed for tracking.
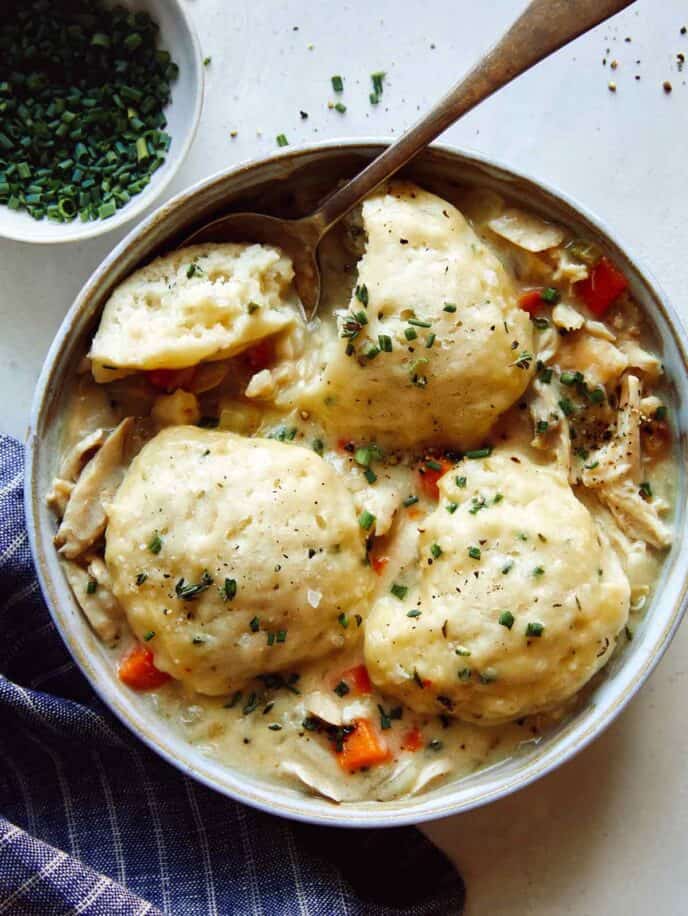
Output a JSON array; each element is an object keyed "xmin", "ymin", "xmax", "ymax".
[
  {"xmin": 364, "ymin": 450, "xmax": 630, "ymax": 725},
  {"xmin": 301, "ymin": 181, "xmax": 534, "ymax": 450},
  {"xmin": 89, "ymin": 243, "xmax": 300, "ymax": 382},
  {"xmin": 105, "ymin": 427, "xmax": 375, "ymax": 695}
]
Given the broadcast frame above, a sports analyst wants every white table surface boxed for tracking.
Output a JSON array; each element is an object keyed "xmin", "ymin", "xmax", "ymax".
[{"xmin": 2, "ymin": 0, "xmax": 687, "ymax": 912}]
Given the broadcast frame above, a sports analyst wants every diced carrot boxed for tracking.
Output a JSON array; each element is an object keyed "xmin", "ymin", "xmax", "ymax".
[
  {"xmin": 575, "ymin": 257, "xmax": 628, "ymax": 317},
  {"xmin": 518, "ymin": 289, "xmax": 544, "ymax": 314},
  {"xmin": 147, "ymin": 367, "xmax": 195, "ymax": 392},
  {"xmin": 336, "ymin": 718, "xmax": 391, "ymax": 772},
  {"xmin": 118, "ymin": 645, "xmax": 171, "ymax": 691},
  {"xmin": 370, "ymin": 553, "xmax": 389, "ymax": 576},
  {"xmin": 340, "ymin": 664, "xmax": 373, "ymax": 695},
  {"xmin": 244, "ymin": 338, "xmax": 275, "ymax": 371},
  {"xmin": 417, "ymin": 457, "xmax": 453, "ymax": 501},
  {"xmin": 401, "ymin": 727, "xmax": 423, "ymax": 752}
]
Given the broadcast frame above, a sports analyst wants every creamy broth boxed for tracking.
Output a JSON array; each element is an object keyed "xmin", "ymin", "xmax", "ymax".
[{"xmin": 49, "ymin": 181, "xmax": 675, "ymax": 803}]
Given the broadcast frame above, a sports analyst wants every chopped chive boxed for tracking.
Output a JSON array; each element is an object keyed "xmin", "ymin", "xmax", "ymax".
[
  {"xmin": 371, "ymin": 71, "xmax": 385, "ymax": 95},
  {"xmin": 355, "ymin": 283, "xmax": 369, "ymax": 306},
  {"xmin": 639, "ymin": 481, "xmax": 653, "ymax": 499},
  {"xmin": 390, "ymin": 583, "xmax": 408, "ymax": 600},
  {"xmin": 404, "ymin": 327, "xmax": 418, "ymax": 341},
  {"xmin": 458, "ymin": 668, "xmax": 472, "ymax": 682},
  {"xmin": 364, "ymin": 468, "xmax": 377, "ymax": 484},
  {"xmin": 536, "ymin": 420, "xmax": 549, "ymax": 434},
  {"xmin": 654, "ymin": 405, "xmax": 667, "ymax": 421},
  {"xmin": 468, "ymin": 546, "xmax": 481, "ymax": 560},
  {"xmin": 501, "ymin": 560, "xmax": 514, "ymax": 575},
  {"xmin": 407, "ymin": 609, "xmax": 422, "ymax": 618},
  {"xmin": 403, "ymin": 495, "xmax": 419, "ymax": 507},
  {"xmin": 334, "ymin": 680, "xmax": 350, "ymax": 697},
  {"xmin": 465, "ymin": 447, "xmax": 492, "ymax": 459},
  {"xmin": 249, "ymin": 616, "xmax": 260, "ymax": 633},
  {"xmin": 526, "ymin": 622, "xmax": 545, "ymax": 637},
  {"xmin": 378, "ymin": 334, "xmax": 393, "ymax": 351},
  {"xmin": 442, "ymin": 303, "xmax": 457, "ymax": 313},
  {"xmin": 541, "ymin": 287, "xmax": 560, "ymax": 304},
  {"xmin": 338, "ymin": 612, "xmax": 349, "ymax": 628},
  {"xmin": 358, "ymin": 509, "xmax": 375, "ymax": 530},
  {"xmin": 425, "ymin": 333, "xmax": 436, "ymax": 348},
  {"xmin": 446, "ymin": 502, "xmax": 458, "ymax": 514},
  {"xmin": 331, "ymin": 75, "xmax": 344, "ymax": 92},
  {"xmin": 203, "ymin": 56, "xmax": 212, "ymax": 66},
  {"xmin": 430, "ymin": 543, "xmax": 442, "ymax": 559},
  {"xmin": 539, "ymin": 367, "xmax": 553, "ymax": 384},
  {"xmin": 312, "ymin": 438, "xmax": 325, "ymax": 456},
  {"xmin": 334, "ymin": 102, "xmax": 347, "ymax": 113},
  {"xmin": 268, "ymin": 723, "xmax": 282, "ymax": 731},
  {"xmin": 354, "ymin": 446, "xmax": 373, "ymax": 467},
  {"xmin": 456, "ymin": 646, "xmax": 471, "ymax": 656},
  {"xmin": 560, "ymin": 370, "xmax": 583, "ymax": 386},
  {"xmin": 143, "ymin": 630, "xmax": 155, "ymax": 641},
  {"xmin": 558, "ymin": 398, "xmax": 575, "ymax": 417},
  {"xmin": 533, "ymin": 566, "xmax": 545, "ymax": 577},
  {"xmin": 276, "ymin": 630, "xmax": 287, "ymax": 643},
  {"xmin": 425, "ymin": 459, "xmax": 443, "ymax": 471},
  {"xmin": 407, "ymin": 318, "xmax": 431, "ymax": 328},
  {"xmin": 221, "ymin": 578, "xmax": 237, "ymax": 600},
  {"xmin": 455, "ymin": 476, "xmax": 467, "ymax": 488},
  {"xmin": 86, "ymin": 579, "xmax": 97, "ymax": 595},
  {"xmin": 499, "ymin": 611, "xmax": 515, "ymax": 629},
  {"xmin": 135, "ymin": 572, "xmax": 148, "ymax": 586},
  {"xmin": 247, "ymin": 301, "xmax": 260, "ymax": 314},
  {"xmin": 148, "ymin": 532, "xmax": 163, "ymax": 554},
  {"xmin": 276, "ymin": 133, "xmax": 289, "ymax": 147}
]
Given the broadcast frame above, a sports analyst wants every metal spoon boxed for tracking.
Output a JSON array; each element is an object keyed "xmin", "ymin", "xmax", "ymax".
[{"xmin": 185, "ymin": 0, "xmax": 636, "ymax": 318}]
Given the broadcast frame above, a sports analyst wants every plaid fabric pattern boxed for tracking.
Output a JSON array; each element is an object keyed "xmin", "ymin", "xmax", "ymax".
[{"xmin": 0, "ymin": 435, "xmax": 465, "ymax": 915}]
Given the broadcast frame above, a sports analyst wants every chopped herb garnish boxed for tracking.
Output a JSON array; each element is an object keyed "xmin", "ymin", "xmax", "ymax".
[
  {"xmin": 148, "ymin": 532, "xmax": 163, "ymax": 554},
  {"xmin": 334, "ymin": 681, "xmax": 350, "ymax": 697},
  {"xmin": 538, "ymin": 367, "xmax": 553, "ymax": 384},
  {"xmin": 276, "ymin": 134, "xmax": 288, "ymax": 147},
  {"xmin": 247, "ymin": 301, "xmax": 260, "ymax": 314},
  {"xmin": 407, "ymin": 609, "xmax": 422, "ymax": 618},
  {"xmin": 403, "ymin": 495, "xmax": 419, "ymax": 507},
  {"xmin": 526, "ymin": 622, "xmax": 545, "ymax": 637},
  {"xmin": 404, "ymin": 327, "xmax": 418, "ymax": 341},
  {"xmin": 430, "ymin": 543, "xmax": 442, "ymax": 559},
  {"xmin": 334, "ymin": 102, "xmax": 347, "ymax": 113},
  {"xmin": 225, "ymin": 690, "xmax": 242, "ymax": 709},
  {"xmin": 468, "ymin": 546, "xmax": 481, "ymax": 560},
  {"xmin": 358, "ymin": 509, "xmax": 375, "ymax": 530},
  {"xmin": 267, "ymin": 632, "xmax": 275, "ymax": 646},
  {"xmin": 533, "ymin": 566, "xmax": 545, "ymax": 577},
  {"xmin": 276, "ymin": 630, "xmax": 287, "ymax": 643},
  {"xmin": 175, "ymin": 570, "xmax": 214, "ymax": 600},
  {"xmin": 458, "ymin": 668, "xmax": 472, "ymax": 682},
  {"xmin": 249, "ymin": 616, "xmax": 260, "ymax": 633},
  {"xmin": 143, "ymin": 630, "xmax": 155, "ymax": 641},
  {"xmin": 512, "ymin": 351, "xmax": 534, "ymax": 370},
  {"xmin": 465, "ymin": 447, "xmax": 492, "ymax": 459},
  {"xmin": 588, "ymin": 387, "xmax": 606, "ymax": 405},
  {"xmin": 469, "ymin": 496, "xmax": 487, "ymax": 515},
  {"xmin": 331, "ymin": 74, "xmax": 344, "ymax": 92},
  {"xmin": 639, "ymin": 481, "xmax": 653, "ymax": 499},
  {"xmin": 203, "ymin": 56, "xmax": 212, "ymax": 66},
  {"xmin": 499, "ymin": 611, "xmax": 515, "ymax": 629},
  {"xmin": 187, "ymin": 262, "xmax": 203, "ymax": 279},
  {"xmin": 558, "ymin": 398, "xmax": 575, "ymax": 417},
  {"xmin": 446, "ymin": 502, "xmax": 458, "ymax": 514},
  {"xmin": 455, "ymin": 476, "xmax": 467, "ymax": 488},
  {"xmin": 536, "ymin": 420, "xmax": 549, "ymax": 434},
  {"xmin": 86, "ymin": 579, "xmax": 97, "ymax": 595},
  {"xmin": 443, "ymin": 303, "xmax": 457, "ymax": 313},
  {"xmin": 541, "ymin": 287, "xmax": 560, "ymax": 304},
  {"xmin": 654, "ymin": 405, "xmax": 667, "ymax": 421},
  {"xmin": 378, "ymin": 334, "xmax": 393, "ymax": 352},
  {"xmin": 455, "ymin": 646, "xmax": 471, "ymax": 657},
  {"xmin": 221, "ymin": 578, "xmax": 237, "ymax": 601},
  {"xmin": 390, "ymin": 583, "xmax": 408, "ymax": 600},
  {"xmin": 192, "ymin": 636, "xmax": 205, "ymax": 645},
  {"xmin": 371, "ymin": 71, "xmax": 385, "ymax": 95},
  {"xmin": 337, "ymin": 612, "xmax": 349, "ymax": 629},
  {"xmin": 242, "ymin": 692, "xmax": 259, "ymax": 715},
  {"xmin": 135, "ymin": 572, "xmax": 148, "ymax": 586},
  {"xmin": 407, "ymin": 318, "xmax": 432, "ymax": 328},
  {"xmin": 364, "ymin": 468, "xmax": 377, "ymax": 484},
  {"xmin": 501, "ymin": 560, "xmax": 514, "ymax": 574},
  {"xmin": 425, "ymin": 459, "xmax": 443, "ymax": 471},
  {"xmin": 425, "ymin": 332, "xmax": 436, "ymax": 348},
  {"xmin": 268, "ymin": 723, "xmax": 282, "ymax": 731},
  {"xmin": 560, "ymin": 370, "xmax": 584, "ymax": 386},
  {"xmin": 312, "ymin": 438, "xmax": 325, "ymax": 456}
]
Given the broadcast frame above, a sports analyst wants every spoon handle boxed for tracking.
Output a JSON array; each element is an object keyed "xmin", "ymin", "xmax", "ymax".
[{"xmin": 310, "ymin": 0, "xmax": 636, "ymax": 235}]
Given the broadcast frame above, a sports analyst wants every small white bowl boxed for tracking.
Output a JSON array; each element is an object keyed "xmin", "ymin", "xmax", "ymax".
[{"xmin": 0, "ymin": 0, "xmax": 203, "ymax": 245}]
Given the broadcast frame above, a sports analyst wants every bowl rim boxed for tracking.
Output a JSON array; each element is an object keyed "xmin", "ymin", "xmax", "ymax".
[
  {"xmin": 24, "ymin": 138, "xmax": 688, "ymax": 827},
  {"xmin": 0, "ymin": 0, "xmax": 204, "ymax": 245}
]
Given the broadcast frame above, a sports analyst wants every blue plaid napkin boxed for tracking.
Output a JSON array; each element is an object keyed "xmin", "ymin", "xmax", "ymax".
[{"xmin": 0, "ymin": 434, "xmax": 464, "ymax": 915}]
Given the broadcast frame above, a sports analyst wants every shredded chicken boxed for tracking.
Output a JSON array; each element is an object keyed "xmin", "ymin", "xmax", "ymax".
[
  {"xmin": 528, "ymin": 378, "xmax": 572, "ymax": 479},
  {"xmin": 62, "ymin": 558, "xmax": 124, "ymax": 643},
  {"xmin": 583, "ymin": 375, "xmax": 671, "ymax": 549},
  {"xmin": 58, "ymin": 428, "xmax": 110, "ymax": 481},
  {"xmin": 552, "ymin": 303, "xmax": 584, "ymax": 332},
  {"xmin": 54, "ymin": 417, "xmax": 134, "ymax": 559},
  {"xmin": 46, "ymin": 478, "xmax": 74, "ymax": 518}
]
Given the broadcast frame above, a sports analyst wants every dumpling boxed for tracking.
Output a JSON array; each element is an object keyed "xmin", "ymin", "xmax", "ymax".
[
  {"xmin": 89, "ymin": 243, "xmax": 298, "ymax": 382},
  {"xmin": 299, "ymin": 181, "xmax": 534, "ymax": 450},
  {"xmin": 105, "ymin": 427, "xmax": 374, "ymax": 694},
  {"xmin": 364, "ymin": 450, "xmax": 630, "ymax": 724}
]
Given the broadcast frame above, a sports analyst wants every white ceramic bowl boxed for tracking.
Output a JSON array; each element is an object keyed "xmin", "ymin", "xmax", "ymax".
[
  {"xmin": 25, "ymin": 142, "xmax": 688, "ymax": 827},
  {"xmin": 0, "ymin": 0, "xmax": 203, "ymax": 245}
]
